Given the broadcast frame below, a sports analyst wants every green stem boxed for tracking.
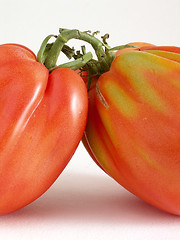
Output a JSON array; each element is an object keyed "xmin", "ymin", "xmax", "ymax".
[
  {"xmin": 39, "ymin": 28, "xmax": 140, "ymax": 80},
  {"xmin": 37, "ymin": 34, "xmax": 56, "ymax": 64},
  {"xmin": 45, "ymin": 29, "xmax": 110, "ymax": 72},
  {"xmin": 109, "ymin": 44, "xmax": 140, "ymax": 52},
  {"xmin": 49, "ymin": 52, "xmax": 93, "ymax": 72}
]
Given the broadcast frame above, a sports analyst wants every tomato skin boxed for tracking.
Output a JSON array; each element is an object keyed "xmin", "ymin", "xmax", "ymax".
[
  {"xmin": 83, "ymin": 43, "xmax": 180, "ymax": 215},
  {"xmin": 0, "ymin": 44, "xmax": 37, "ymax": 63},
  {"xmin": 0, "ymin": 44, "xmax": 88, "ymax": 215}
]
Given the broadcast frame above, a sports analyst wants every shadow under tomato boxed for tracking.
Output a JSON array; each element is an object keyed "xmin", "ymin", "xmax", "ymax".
[{"xmin": 2, "ymin": 170, "xmax": 179, "ymax": 226}]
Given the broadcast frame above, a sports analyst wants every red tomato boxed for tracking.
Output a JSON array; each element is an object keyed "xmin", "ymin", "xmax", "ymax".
[
  {"xmin": 83, "ymin": 43, "xmax": 180, "ymax": 215},
  {"xmin": 0, "ymin": 44, "xmax": 88, "ymax": 215}
]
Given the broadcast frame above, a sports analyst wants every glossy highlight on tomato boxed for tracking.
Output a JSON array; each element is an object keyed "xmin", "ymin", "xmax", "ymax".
[
  {"xmin": 83, "ymin": 43, "xmax": 180, "ymax": 215},
  {"xmin": 0, "ymin": 44, "xmax": 88, "ymax": 215}
]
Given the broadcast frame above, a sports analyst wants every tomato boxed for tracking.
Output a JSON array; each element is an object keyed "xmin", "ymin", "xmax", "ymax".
[
  {"xmin": 82, "ymin": 42, "xmax": 180, "ymax": 215},
  {"xmin": 0, "ymin": 44, "xmax": 88, "ymax": 215}
]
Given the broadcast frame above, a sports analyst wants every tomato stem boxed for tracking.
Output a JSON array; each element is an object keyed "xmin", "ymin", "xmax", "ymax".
[
  {"xmin": 37, "ymin": 34, "xmax": 57, "ymax": 64},
  {"xmin": 48, "ymin": 52, "xmax": 93, "ymax": 72},
  {"xmin": 38, "ymin": 29, "xmax": 139, "ymax": 79},
  {"xmin": 44, "ymin": 28, "xmax": 113, "ymax": 72}
]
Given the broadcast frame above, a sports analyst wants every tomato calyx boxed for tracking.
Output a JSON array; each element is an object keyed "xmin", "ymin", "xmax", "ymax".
[
  {"xmin": 37, "ymin": 32, "xmax": 93, "ymax": 73},
  {"xmin": 37, "ymin": 28, "xmax": 138, "ymax": 88}
]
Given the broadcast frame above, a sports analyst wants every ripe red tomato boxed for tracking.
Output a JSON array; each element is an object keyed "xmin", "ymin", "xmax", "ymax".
[
  {"xmin": 0, "ymin": 44, "xmax": 88, "ymax": 215},
  {"xmin": 83, "ymin": 43, "xmax": 180, "ymax": 215}
]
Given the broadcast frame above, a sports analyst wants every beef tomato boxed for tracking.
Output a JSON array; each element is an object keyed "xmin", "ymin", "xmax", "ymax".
[
  {"xmin": 0, "ymin": 43, "xmax": 88, "ymax": 215},
  {"xmin": 50, "ymin": 29, "xmax": 180, "ymax": 215},
  {"xmin": 82, "ymin": 42, "xmax": 180, "ymax": 215}
]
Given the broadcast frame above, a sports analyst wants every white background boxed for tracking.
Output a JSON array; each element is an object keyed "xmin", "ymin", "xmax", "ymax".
[{"xmin": 1, "ymin": 0, "xmax": 180, "ymax": 239}]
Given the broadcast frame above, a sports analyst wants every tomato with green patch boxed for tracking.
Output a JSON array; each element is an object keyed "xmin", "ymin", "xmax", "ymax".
[{"xmin": 77, "ymin": 34, "xmax": 180, "ymax": 215}]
